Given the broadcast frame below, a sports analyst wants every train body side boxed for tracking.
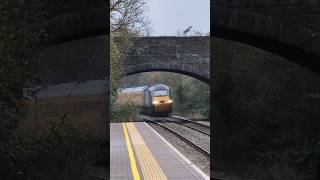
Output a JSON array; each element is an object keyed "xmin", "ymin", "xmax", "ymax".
[
  {"xmin": 116, "ymin": 84, "xmax": 173, "ymax": 116},
  {"xmin": 116, "ymin": 90, "xmax": 145, "ymax": 107},
  {"xmin": 21, "ymin": 80, "xmax": 107, "ymax": 138}
]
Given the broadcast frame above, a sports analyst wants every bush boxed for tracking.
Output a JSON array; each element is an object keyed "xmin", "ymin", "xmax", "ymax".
[
  {"xmin": 0, "ymin": 113, "xmax": 99, "ymax": 180},
  {"xmin": 111, "ymin": 97, "xmax": 140, "ymax": 122}
]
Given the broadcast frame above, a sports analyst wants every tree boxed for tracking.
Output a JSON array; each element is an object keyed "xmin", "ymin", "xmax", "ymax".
[
  {"xmin": 111, "ymin": 0, "xmax": 151, "ymax": 36},
  {"xmin": 0, "ymin": 0, "xmax": 47, "ymax": 130},
  {"xmin": 0, "ymin": 1, "xmax": 48, "ymax": 178},
  {"xmin": 110, "ymin": 35, "xmax": 124, "ymax": 95},
  {"xmin": 110, "ymin": 0, "xmax": 151, "ymax": 95}
]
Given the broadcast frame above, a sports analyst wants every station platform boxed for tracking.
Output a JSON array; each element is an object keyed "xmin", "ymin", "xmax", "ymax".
[{"xmin": 110, "ymin": 122, "xmax": 209, "ymax": 180}]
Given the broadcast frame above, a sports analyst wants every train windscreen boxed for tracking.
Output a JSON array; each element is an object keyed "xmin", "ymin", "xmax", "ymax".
[{"xmin": 154, "ymin": 90, "xmax": 168, "ymax": 97}]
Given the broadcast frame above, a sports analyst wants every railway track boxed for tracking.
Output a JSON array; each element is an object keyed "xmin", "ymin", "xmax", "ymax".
[
  {"xmin": 164, "ymin": 116, "xmax": 210, "ymax": 136},
  {"xmin": 140, "ymin": 115, "xmax": 210, "ymax": 157},
  {"xmin": 171, "ymin": 116, "xmax": 210, "ymax": 127}
]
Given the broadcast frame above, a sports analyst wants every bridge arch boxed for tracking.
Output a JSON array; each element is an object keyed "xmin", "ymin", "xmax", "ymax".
[
  {"xmin": 212, "ymin": 1, "xmax": 320, "ymax": 74},
  {"xmin": 48, "ymin": 0, "xmax": 106, "ymax": 44},
  {"xmin": 124, "ymin": 62, "xmax": 210, "ymax": 84}
]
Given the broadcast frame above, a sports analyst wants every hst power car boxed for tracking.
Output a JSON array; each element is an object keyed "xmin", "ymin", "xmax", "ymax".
[{"xmin": 116, "ymin": 84, "xmax": 173, "ymax": 116}]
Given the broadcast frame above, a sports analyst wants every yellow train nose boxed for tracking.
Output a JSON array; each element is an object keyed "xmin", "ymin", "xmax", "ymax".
[
  {"xmin": 153, "ymin": 96, "xmax": 172, "ymax": 113},
  {"xmin": 153, "ymin": 99, "xmax": 173, "ymax": 104}
]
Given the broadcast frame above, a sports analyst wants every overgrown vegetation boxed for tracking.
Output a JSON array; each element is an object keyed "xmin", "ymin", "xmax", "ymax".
[
  {"xmin": 213, "ymin": 37, "xmax": 320, "ymax": 179},
  {"xmin": 110, "ymin": 0, "xmax": 151, "ymax": 93},
  {"xmin": 110, "ymin": 35, "xmax": 124, "ymax": 95},
  {"xmin": 0, "ymin": 1, "xmax": 103, "ymax": 179},
  {"xmin": 110, "ymin": 0, "xmax": 151, "ymax": 121},
  {"xmin": 111, "ymin": 97, "xmax": 140, "ymax": 122},
  {"xmin": 0, "ymin": 0, "xmax": 47, "ymax": 131},
  {"xmin": 0, "ymin": 113, "xmax": 99, "ymax": 180}
]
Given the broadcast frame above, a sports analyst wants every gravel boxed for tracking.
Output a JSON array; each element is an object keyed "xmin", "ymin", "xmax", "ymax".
[
  {"xmin": 182, "ymin": 122, "xmax": 210, "ymax": 135},
  {"xmin": 161, "ymin": 122, "xmax": 210, "ymax": 153},
  {"xmin": 148, "ymin": 122, "xmax": 210, "ymax": 176},
  {"xmin": 166, "ymin": 117, "xmax": 210, "ymax": 135}
]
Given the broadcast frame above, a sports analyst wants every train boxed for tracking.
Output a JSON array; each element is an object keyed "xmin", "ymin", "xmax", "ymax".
[
  {"xmin": 21, "ymin": 79, "xmax": 107, "ymax": 138},
  {"xmin": 20, "ymin": 81, "xmax": 172, "ymax": 137},
  {"xmin": 116, "ymin": 84, "xmax": 173, "ymax": 116}
]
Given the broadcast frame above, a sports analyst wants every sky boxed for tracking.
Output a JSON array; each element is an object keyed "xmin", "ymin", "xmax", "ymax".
[{"xmin": 147, "ymin": 0, "xmax": 210, "ymax": 36}]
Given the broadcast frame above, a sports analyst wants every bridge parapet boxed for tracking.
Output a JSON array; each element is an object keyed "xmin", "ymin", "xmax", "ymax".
[{"xmin": 124, "ymin": 36, "xmax": 210, "ymax": 83}]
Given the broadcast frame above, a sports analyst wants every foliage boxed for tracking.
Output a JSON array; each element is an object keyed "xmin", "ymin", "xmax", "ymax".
[
  {"xmin": 178, "ymin": 75, "xmax": 210, "ymax": 117},
  {"xmin": 213, "ymin": 37, "xmax": 320, "ymax": 179},
  {"xmin": 0, "ymin": 113, "xmax": 98, "ymax": 180},
  {"xmin": 111, "ymin": 0, "xmax": 152, "ymax": 36},
  {"xmin": 0, "ymin": 0, "xmax": 47, "ymax": 130},
  {"xmin": 110, "ymin": 35, "xmax": 124, "ymax": 96},
  {"xmin": 110, "ymin": 0, "xmax": 152, "ymax": 124},
  {"xmin": 0, "ymin": 1, "xmax": 103, "ymax": 179},
  {"xmin": 110, "ymin": 0, "xmax": 151, "ymax": 96},
  {"xmin": 111, "ymin": 96, "xmax": 140, "ymax": 122},
  {"xmin": 0, "ymin": 1, "xmax": 49, "ymax": 178}
]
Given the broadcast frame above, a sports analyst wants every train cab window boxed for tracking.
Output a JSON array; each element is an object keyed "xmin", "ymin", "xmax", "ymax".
[{"xmin": 154, "ymin": 90, "xmax": 168, "ymax": 97}]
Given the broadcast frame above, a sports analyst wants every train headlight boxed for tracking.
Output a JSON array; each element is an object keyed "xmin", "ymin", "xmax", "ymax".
[
  {"xmin": 152, "ymin": 101, "xmax": 159, "ymax": 104},
  {"xmin": 168, "ymin": 99, "xmax": 173, "ymax": 103}
]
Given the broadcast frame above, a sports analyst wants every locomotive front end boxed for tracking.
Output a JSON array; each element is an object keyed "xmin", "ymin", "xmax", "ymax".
[{"xmin": 150, "ymin": 85, "xmax": 173, "ymax": 115}]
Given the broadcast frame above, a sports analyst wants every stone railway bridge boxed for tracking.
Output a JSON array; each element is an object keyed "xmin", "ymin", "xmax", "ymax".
[
  {"xmin": 47, "ymin": 0, "xmax": 320, "ymax": 74},
  {"xmin": 42, "ymin": 36, "xmax": 210, "ymax": 84},
  {"xmin": 46, "ymin": 1, "xmax": 210, "ymax": 84}
]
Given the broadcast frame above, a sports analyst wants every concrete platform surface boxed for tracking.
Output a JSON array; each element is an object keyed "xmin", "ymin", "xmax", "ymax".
[{"xmin": 110, "ymin": 122, "xmax": 209, "ymax": 180}]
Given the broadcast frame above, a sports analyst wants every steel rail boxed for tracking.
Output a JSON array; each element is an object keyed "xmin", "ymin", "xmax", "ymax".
[
  {"xmin": 159, "ymin": 117, "xmax": 210, "ymax": 136},
  {"xmin": 142, "ymin": 117, "xmax": 210, "ymax": 158},
  {"xmin": 170, "ymin": 116, "xmax": 210, "ymax": 128}
]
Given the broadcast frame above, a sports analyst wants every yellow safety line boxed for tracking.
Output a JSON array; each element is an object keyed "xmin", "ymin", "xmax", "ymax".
[
  {"xmin": 122, "ymin": 123, "xmax": 141, "ymax": 180},
  {"xmin": 126, "ymin": 123, "xmax": 167, "ymax": 180}
]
